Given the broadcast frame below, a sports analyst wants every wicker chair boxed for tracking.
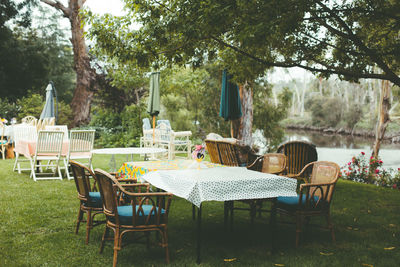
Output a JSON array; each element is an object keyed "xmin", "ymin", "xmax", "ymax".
[
  {"xmin": 0, "ymin": 122, "xmax": 9, "ymax": 160},
  {"xmin": 204, "ymin": 139, "xmax": 221, "ymax": 164},
  {"xmin": 70, "ymin": 161, "xmax": 104, "ymax": 244},
  {"xmin": 228, "ymin": 153, "xmax": 287, "ymax": 227},
  {"xmin": 271, "ymin": 161, "xmax": 340, "ymax": 247},
  {"xmin": 277, "ymin": 140, "xmax": 318, "ymax": 179},
  {"xmin": 94, "ymin": 169, "xmax": 173, "ymax": 267}
]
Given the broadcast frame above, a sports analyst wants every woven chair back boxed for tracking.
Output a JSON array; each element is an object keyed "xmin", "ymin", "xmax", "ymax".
[
  {"xmin": 277, "ymin": 141, "xmax": 317, "ymax": 176},
  {"xmin": 261, "ymin": 153, "xmax": 286, "ymax": 174},
  {"xmin": 205, "ymin": 139, "xmax": 221, "ymax": 164},
  {"xmin": 156, "ymin": 122, "xmax": 172, "ymax": 142},
  {"xmin": 217, "ymin": 140, "xmax": 239, "ymax": 166},
  {"xmin": 70, "ymin": 161, "xmax": 93, "ymax": 202},
  {"xmin": 308, "ymin": 161, "xmax": 340, "ymax": 202},
  {"xmin": 94, "ymin": 169, "xmax": 119, "ymax": 222},
  {"xmin": 36, "ymin": 130, "xmax": 64, "ymax": 156},
  {"xmin": 69, "ymin": 130, "xmax": 95, "ymax": 153}
]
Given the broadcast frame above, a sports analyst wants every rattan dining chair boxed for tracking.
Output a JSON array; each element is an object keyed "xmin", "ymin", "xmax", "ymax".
[
  {"xmin": 277, "ymin": 140, "xmax": 318, "ymax": 179},
  {"xmin": 227, "ymin": 153, "xmax": 287, "ymax": 227},
  {"xmin": 204, "ymin": 139, "xmax": 221, "ymax": 164},
  {"xmin": 70, "ymin": 161, "xmax": 104, "ymax": 244},
  {"xmin": 0, "ymin": 121, "xmax": 9, "ymax": 160},
  {"xmin": 271, "ymin": 161, "xmax": 340, "ymax": 247},
  {"xmin": 64, "ymin": 130, "xmax": 95, "ymax": 180},
  {"xmin": 94, "ymin": 169, "xmax": 173, "ymax": 267}
]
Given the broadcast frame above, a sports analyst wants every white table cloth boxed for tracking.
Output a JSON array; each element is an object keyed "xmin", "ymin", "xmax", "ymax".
[{"xmin": 143, "ymin": 166, "xmax": 298, "ymax": 207}]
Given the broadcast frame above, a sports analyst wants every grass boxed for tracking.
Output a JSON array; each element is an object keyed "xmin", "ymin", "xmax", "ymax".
[{"xmin": 1, "ymin": 155, "xmax": 400, "ymax": 266}]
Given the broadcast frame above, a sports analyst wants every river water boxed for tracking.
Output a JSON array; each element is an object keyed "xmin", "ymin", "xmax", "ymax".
[{"xmin": 282, "ymin": 129, "xmax": 400, "ymax": 170}]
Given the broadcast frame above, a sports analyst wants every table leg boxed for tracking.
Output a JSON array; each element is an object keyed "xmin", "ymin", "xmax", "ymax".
[
  {"xmin": 224, "ymin": 201, "xmax": 229, "ymax": 230},
  {"xmin": 108, "ymin": 154, "xmax": 116, "ymax": 172},
  {"xmin": 192, "ymin": 204, "xmax": 196, "ymax": 220},
  {"xmin": 270, "ymin": 198, "xmax": 277, "ymax": 252},
  {"xmin": 196, "ymin": 204, "xmax": 202, "ymax": 264}
]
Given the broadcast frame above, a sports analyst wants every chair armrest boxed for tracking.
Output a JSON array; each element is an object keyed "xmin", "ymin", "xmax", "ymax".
[
  {"xmin": 299, "ymin": 181, "xmax": 336, "ymax": 190},
  {"xmin": 286, "ymin": 161, "xmax": 316, "ymax": 181},
  {"xmin": 173, "ymin": 131, "xmax": 192, "ymax": 137},
  {"xmin": 123, "ymin": 191, "xmax": 174, "ymax": 197},
  {"xmin": 247, "ymin": 155, "xmax": 263, "ymax": 170}
]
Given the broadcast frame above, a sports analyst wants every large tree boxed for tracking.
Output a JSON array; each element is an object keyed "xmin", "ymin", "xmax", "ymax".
[{"xmin": 40, "ymin": 0, "xmax": 100, "ymax": 126}]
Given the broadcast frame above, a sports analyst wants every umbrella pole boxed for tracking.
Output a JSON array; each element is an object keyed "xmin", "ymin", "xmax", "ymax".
[
  {"xmin": 230, "ymin": 121, "xmax": 234, "ymax": 138},
  {"xmin": 152, "ymin": 115, "xmax": 156, "ymax": 145}
]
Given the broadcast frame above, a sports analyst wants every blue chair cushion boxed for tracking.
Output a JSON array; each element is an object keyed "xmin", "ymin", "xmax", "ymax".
[
  {"xmin": 277, "ymin": 194, "xmax": 320, "ymax": 208},
  {"xmin": 85, "ymin": 192, "xmax": 102, "ymax": 208},
  {"xmin": 0, "ymin": 140, "xmax": 7, "ymax": 144},
  {"xmin": 116, "ymin": 205, "xmax": 166, "ymax": 225}
]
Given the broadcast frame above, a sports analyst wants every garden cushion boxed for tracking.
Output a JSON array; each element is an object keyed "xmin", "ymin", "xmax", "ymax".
[
  {"xmin": 116, "ymin": 205, "xmax": 166, "ymax": 225},
  {"xmin": 85, "ymin": 192, "xmax": 102, "ymax": 208},
  {"xmin": 277, "ymin": 194, "xmax": 320, "ymax": 207}
]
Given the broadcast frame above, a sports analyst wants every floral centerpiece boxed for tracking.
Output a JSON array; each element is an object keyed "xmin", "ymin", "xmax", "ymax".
[
  {"xmin": 0, "ymin": 118, "xmax": 8, "ymax": 124},
  {"xmin": 192, "ymin": 144, "xmax": 205, "ymax": 162}
]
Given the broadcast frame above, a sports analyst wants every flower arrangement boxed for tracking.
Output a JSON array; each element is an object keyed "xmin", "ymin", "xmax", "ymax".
[
  {"xmin": 192, "ymin": 144, "xmax": 205, "ymax": 161},
  {"xmin": 0, "ymin": 118, "xmax": 7, "ymax": 124}
]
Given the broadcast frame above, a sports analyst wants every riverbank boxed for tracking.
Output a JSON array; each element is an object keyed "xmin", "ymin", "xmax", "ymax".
[{"xmin": 284, "ymin": 124, "xmax": 400, "ymax": 143}]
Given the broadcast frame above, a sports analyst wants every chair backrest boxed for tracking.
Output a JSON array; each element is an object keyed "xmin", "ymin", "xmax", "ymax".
[
  {"xmin": 70, "ymin": 160, "xmax": 95, "ymax": 203},
  {"xmin": 93, "ymin": 169, "xmax": 120, "ymax": 224},
  {"xmin": 143, "ymin": 118, "xmax": 151, "ymax": 130},
  {"xmin": 35, "ymin": 130, "xmax": 64, "ymax": 156},
  {"xmin": 13, "ymin": 124, "xmax": 37, "ymax": 145},
  {"xmin": 308, "ymin": 161, "xmax": 340, "ymax": 202},
  {"xmin": 156, "ymin": 122, "xmax": 172, "ymax": 142},
  {"xmin": 216, "ymin": 140, "xmax": 239, "ymax": 166},
  {"xmin": 45, "ymin": 125, "xmax": 69, "ymax": 141},
  {"xmin": 21, "ymin": 116, "xmax": 37, "ymax": 125},
  {"xmin": 277, "ymin": 141, "xmax": 318, "ymax": 176},
  {"xmin": 205, "ymin": 139, "xmax": 221, "ymax": 164},
  {"xmin": 156, "ymin": 120, "xmax": 171, "ymax": 128},
  {"xmin": 69, "ymin": 130, "xmax": 95, "ymax": 153},
  {"xmin": 260, "ymin": 153, "xmax": 286, "ymax": 174}
]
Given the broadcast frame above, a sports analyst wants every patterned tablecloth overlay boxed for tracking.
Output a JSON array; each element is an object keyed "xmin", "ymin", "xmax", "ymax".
[{"xmin": 117, "ymin": 159, "xmax": 224, "ymax": 182}]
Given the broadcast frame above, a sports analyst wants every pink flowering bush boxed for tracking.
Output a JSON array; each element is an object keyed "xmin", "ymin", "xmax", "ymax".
[{"xmin": 341, "ymin": 152, "xmax": 387, "ymax": 185}]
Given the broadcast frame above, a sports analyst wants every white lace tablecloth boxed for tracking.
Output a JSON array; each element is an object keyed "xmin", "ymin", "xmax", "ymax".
[{"xmin": 142, "ymin": 166, "xmax": 298, "ymax": 207}]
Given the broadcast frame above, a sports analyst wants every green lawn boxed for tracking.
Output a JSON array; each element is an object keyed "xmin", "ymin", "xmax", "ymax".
[{"xmin": 1, "ymin": 155, "xmax": 400, "ymax": 266}]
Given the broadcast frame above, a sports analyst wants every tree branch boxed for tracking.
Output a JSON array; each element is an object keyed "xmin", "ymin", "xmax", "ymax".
[
  {"xmin": 40, "ymin": 0, "xmax": 71, "ymax": 18},
  {"xmin": 210, "ymin": 35, "xmax": 395, "ymax": 82}
]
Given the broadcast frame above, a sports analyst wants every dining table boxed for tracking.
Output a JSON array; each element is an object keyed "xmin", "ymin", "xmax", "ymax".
[{"xmin": 118, "ymin": 159, "xmax": 298, "ymax": 263}]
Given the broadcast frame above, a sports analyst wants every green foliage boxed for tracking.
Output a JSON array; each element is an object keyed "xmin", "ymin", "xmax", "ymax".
[
  {"xmin": 86, "ymin": 0, "xmax": 400, "ymax": 87},
  {"xmin": 0, "ymin": 98, "xmax": 19, "ymax": 121},
  {"xmin": 90, "ymin": 103, "xmax": 144, "ymax": 148},
  {"xmin": 0, "ymin": 5, "xmax": 75, "ymax": 102},
  {"xmin": 307, "ymin": 96, "xmax": 343, "ymax": 127},
  {"xmin": 344, "ymin": 104, "xmax": 362, "ymax": 129}
]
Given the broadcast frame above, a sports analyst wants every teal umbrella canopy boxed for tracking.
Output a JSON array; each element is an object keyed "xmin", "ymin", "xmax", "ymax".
[
  {"xmin": 147, "ymin": 72, "xmax": 160, "ymax": 116},
  {"xmin": 219, "ymin": 69, "xmax": 242, "ymax": 121}
]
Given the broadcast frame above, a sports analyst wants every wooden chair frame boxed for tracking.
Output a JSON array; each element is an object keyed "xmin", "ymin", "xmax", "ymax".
[
  {"xmin": 94, "ymin": 169, "xmax": 173, "ymax": 267},
  {"xmin": 70, "ymin": 161, "xmax": 104, "ymax": 244},
  {"xmin": 271, "ymin": 161, "xmax": 340, "ymax": 247}
]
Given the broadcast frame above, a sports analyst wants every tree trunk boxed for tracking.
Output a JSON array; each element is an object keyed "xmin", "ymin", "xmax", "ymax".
[
  {"xmin": 41, "ymin": 0, "xmax": 98, "ymax": 127},
  {"xmin": 372, "ymin": 80, "xmax": 391, "ymax": 158},
  {"xmin": 231, "ymin": 81, "xmax": 253, "ymax": 146}
]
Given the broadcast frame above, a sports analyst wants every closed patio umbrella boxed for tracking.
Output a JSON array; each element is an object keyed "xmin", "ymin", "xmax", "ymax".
[
  {"xmin": 220, "ymin": 69, "xmax": 242, "ymax": 136},
  {"xmin": 147, "ymin": 72, "xmax": 160, "ymax": 141},
  {"xmin": 40, "ymin": 82, "xmax": 58, "ymax": 123}
]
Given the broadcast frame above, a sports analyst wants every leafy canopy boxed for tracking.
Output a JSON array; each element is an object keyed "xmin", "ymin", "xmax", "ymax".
[{"xmin": 86, "ymin": 0, "xmax": 400, "ymax": 86}]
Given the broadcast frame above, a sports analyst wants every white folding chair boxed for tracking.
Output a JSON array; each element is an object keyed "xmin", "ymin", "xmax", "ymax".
[
  {"xmin": 13, "ymin": 124, "xmax": 37, "ymax": 173},
  {"xmin": 45, "ymin": 125, "xmax": 69, "ymax": 141},
  {"xmin": 30, "ymin": 130, "xmax": 64, "ymax": 181},
  {"xmin": 64, "ymin": 130, "xmax": 95, "ymax": 180}
]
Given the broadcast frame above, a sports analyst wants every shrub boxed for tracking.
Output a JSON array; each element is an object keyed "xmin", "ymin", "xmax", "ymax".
[
  {"xmin": 341, "ymin": 152, "xmax": 400, "ymax": 188},
  {"xmin": 307, "ymin": 96, "xmax": 343, "ymax": 127}
]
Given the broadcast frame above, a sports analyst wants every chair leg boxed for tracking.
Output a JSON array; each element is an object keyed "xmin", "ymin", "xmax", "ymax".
[
  {"xmin": 163, "ymin": 229, "xmax": 170, "ymax": 264},
  {"xmin": 326, "ymin": 213, "xmax": 336, "ymax": 243},
  {"xmin": 64, "ymin": 158, "xmax": 71, "ymax": 180},
  {"xmin": 113, "ymin": 228, "xmax": 120, "ymax": 267},
  {"xmin": 250, "ymin": 201, "xmax": 256, "ymax": 225},
  {"xmin": 86, "ymin": 209, "xmax": 92, "ymax": 245},
  {"xmin": 295, "ymin": 215, "xmax": 303, "ymax": 248},
  {"xmin": 100, "ymin": 226, "xmax": 110, "ymax": 254},
  {"xmin": 75, "ymin": 208, "xmax": 84, "ymax": 234}
]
